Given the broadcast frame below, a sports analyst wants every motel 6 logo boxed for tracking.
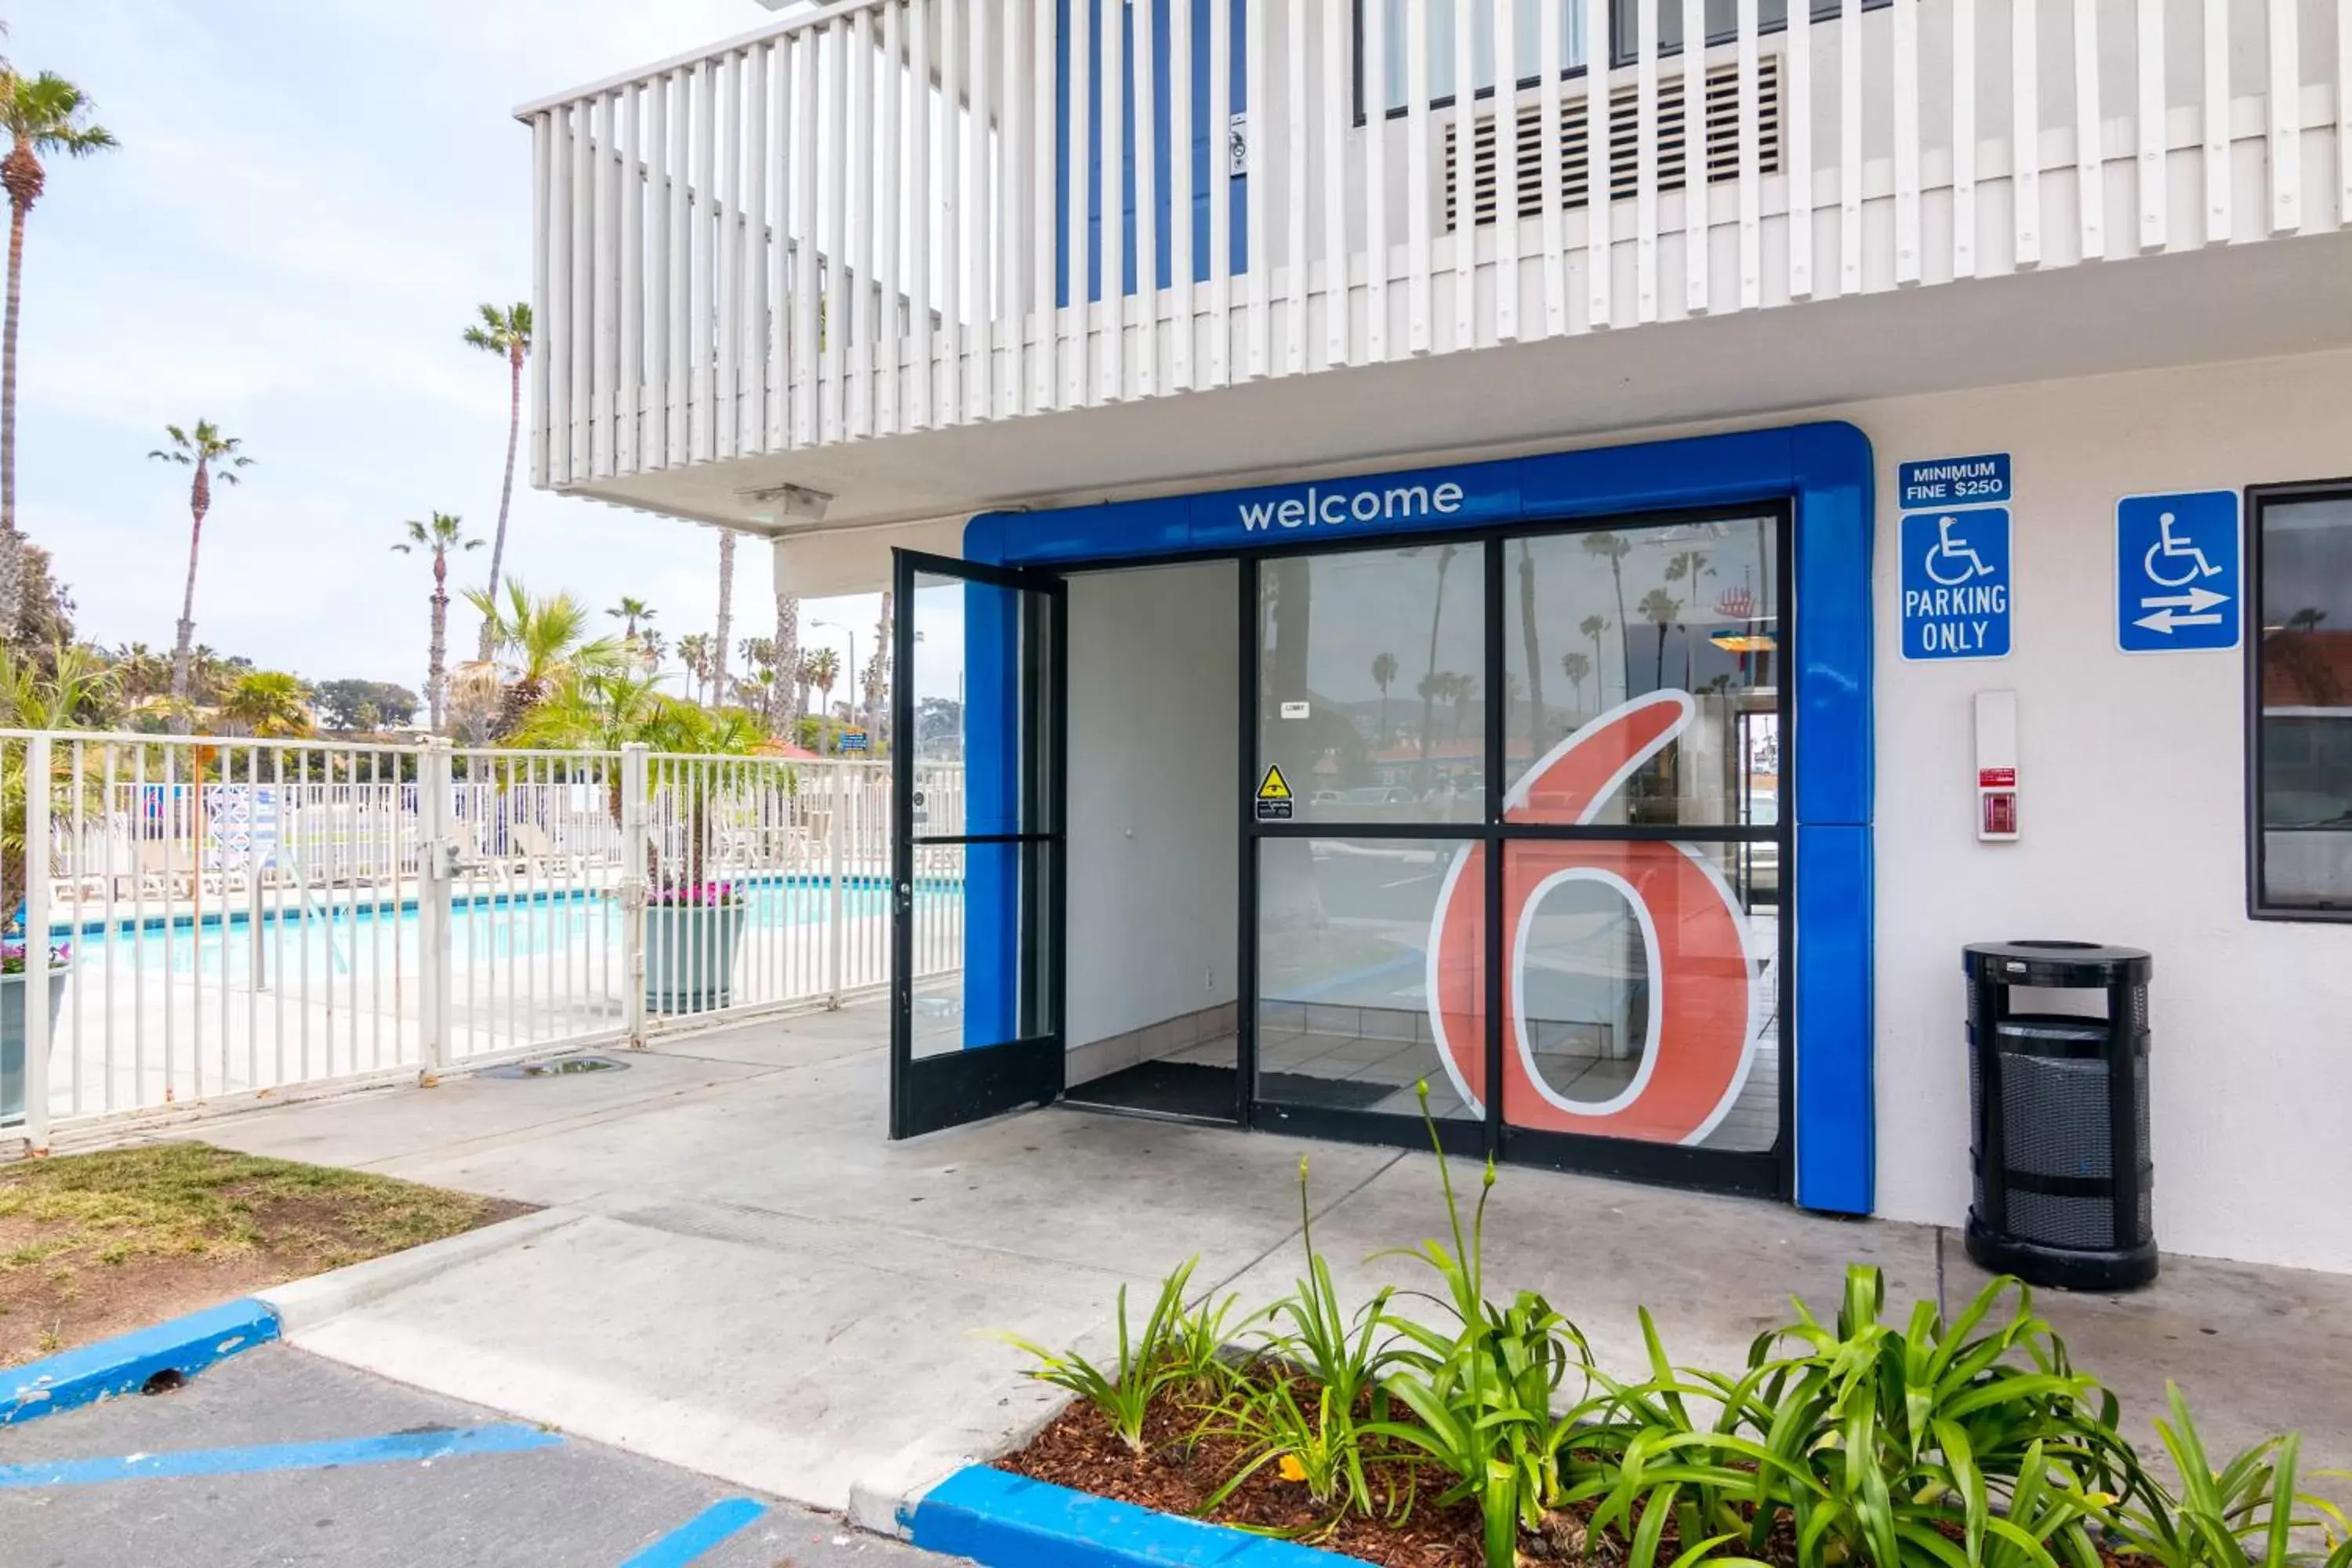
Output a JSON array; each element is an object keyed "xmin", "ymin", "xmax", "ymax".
[{"xmin": 1425, "ymin": 692, "xmax": 1764, "ymax": 1145}]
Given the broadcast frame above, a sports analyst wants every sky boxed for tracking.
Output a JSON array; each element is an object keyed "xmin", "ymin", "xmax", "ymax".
[{"xmin": 13, "ymin": 0, "xmax": 877, "ymax": 702}]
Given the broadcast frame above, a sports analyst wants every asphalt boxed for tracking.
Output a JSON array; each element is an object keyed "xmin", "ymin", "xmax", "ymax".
[{"xmin": 0, "ymin": 1343, "xmax": 965, "ymax": 1568}]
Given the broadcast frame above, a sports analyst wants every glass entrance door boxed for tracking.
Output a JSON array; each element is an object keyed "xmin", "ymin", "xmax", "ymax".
[
  {"xmin": 1247, "ymin": 513, "xmax": 1791, "ymax": 1192},
  {"xmin": 890, "ymin": 551, "xmax": 1065, "ymax": 1140}
]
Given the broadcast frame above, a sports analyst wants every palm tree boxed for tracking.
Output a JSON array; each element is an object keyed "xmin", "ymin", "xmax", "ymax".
[
  {"xmin": 0, "ymin": 70, "xmax": 116, "ymax": 643},
  {"xmin": 864, "ymin": 590, "xmax": 894, "ymax": 746},
  {"xmin": 465, "ymin": 580, "xmax": 624, "ymax": 737},
  {"xmin": 1446, "ymin": 671, "xmax": 1476, "ymax": 742},
  {"xmin": 1579, "ymin": 613, "xmax": 1610, "ymax": 705},
  {"xmin": 677, "ymin": 633, "xmax": 713, "ymax": 705},
  {"xmin": 1416, "ymin": 544, "xmax": 1459, "ymax": 779},
  {"xmin": 392, "ymin": 511, "xmax": 481, "ymax": 733},
  {"xmin": 1638, "ymin": 587, "xmax": 1682, "ymax": 692},
  {"xmin": 775, "ymin": 590, "xmax": 801, "ymax": 728},
  {"xmin": 1515, "ymin": 540, "xmax": 1546, "ymax": 742},
  {"xmin": 712, "ymin": 528, "xmax": 739, "ymax": 706},
  {"xmin": 463, "ymin": 303, "xmax": 532, "ymax": 661},
  {"xmin": 1663, "ymin": 548, "xmax": 1715, "ymax": 690},
  {"xmin": 149, "ymin": 421, "xmax": 253, "ymax": 734},
  {"xmin": 1583, "ymin": 532, "xmax": 1632, "ymax": 688},
  {"xmin": 608, "ymin": 595, "xmax": 656, "ymax": 644},
  {"xmin": 1370, "ymin": 651, "xmax": 1398, "ymax": 743},
  {"xmin": 111, "ymin": 641, "xmax": 170, "ymax": 702},
  {"xmin": 802, "ymin": 648, "xmax": 840, "ymax": 739},
  {"xmin": 1560, "ymin": 650, "xmax": 1592, "ymax": 714},
  {"xmin": 219, "ymin": 670, "xmax": 314, "ymax": 738}
]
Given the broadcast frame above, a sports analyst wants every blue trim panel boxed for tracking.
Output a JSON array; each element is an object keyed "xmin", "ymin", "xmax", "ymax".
[
  {"xmin": 910, "ymin": 1465, "xmax": 1355, "ymax": 1566},
  {"xmin": 4, "ymin": 1298, "xmax": 280, "ymax": 1427},
  {"xmin": 0, "ymin": 1423, "xmax": 562, "ymax": 1489},
  {"xmin": 963, "ymin": 421, "xmax": 1878, "ymax": 1214}
]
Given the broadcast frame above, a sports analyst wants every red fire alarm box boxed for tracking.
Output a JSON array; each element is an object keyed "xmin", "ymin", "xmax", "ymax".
[{"xmin": 1976, "ymin": 692, "xmax": 2020, "ymax": 843}]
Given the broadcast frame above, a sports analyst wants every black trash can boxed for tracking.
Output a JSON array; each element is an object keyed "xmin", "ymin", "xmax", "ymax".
[{"xmin": 1964, "ymin": 941, "xmax": 2157, "ymax": 1291}]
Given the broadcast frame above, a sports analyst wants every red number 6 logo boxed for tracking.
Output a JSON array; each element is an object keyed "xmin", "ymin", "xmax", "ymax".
[{"xmin": 1425, "ymin": 691, "xmax": 1763, "ymax": 1146}]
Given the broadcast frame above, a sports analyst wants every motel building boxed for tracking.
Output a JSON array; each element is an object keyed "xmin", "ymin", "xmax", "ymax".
[{"xmin": 517, "ymin": 0, "xmax": 2352, "ymax": 1277}]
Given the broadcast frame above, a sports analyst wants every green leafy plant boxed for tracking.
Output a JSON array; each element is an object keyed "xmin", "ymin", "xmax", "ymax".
[
  {"xmin": 2105, "ymin": 1384, "xmax": 2352, "ymax": 1568},
  {"xmin": 998, "ymin": 1258, "xmax": 1200, "ymax": 1454},
  {"xmin": 1200, "ymin": 1372, "xmax": 1408, "ymax": 1535},
  {"xmin": 1259, "ymin": 1155, "xmax": 1398, "ymax": 1415}
]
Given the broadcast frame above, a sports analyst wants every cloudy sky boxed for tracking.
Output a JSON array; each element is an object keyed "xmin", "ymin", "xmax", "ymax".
[{"xmin": 13, "ymin": 0, "xmax": 874, "ymax": 699}]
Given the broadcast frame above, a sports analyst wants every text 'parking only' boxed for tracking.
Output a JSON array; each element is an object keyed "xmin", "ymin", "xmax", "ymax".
[{"xmin": 1900, "ymin": 507, "xmax": 2013, "ymax": 661}]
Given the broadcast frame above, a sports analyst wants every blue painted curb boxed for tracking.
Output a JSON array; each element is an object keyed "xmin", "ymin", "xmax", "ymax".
[
  {"xmin": 907, "ymin": 1465, "xmax": 1362, "ymax": 1567},
  {"xmin": 3, "ymin": 1298, "xmax": 280, "ymax": 1427}
]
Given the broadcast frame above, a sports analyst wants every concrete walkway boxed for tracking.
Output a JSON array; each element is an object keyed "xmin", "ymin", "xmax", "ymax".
[{"xmin": 186, "ymin": 1003, "xmax": 2352, "ymax": 1526}]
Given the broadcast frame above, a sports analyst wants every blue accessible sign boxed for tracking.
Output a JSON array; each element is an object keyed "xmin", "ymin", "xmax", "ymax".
[
  {"xmin": 1900, "ymin": 507, "xmax": 2013, "ymax": 661},
  {"xmin": 2116, "ymin": 491, "xmax": 2241, "ymax": 653},
  {"xmin": 1900, "ymin": 453, "xmax": 2012, "ymax": 510}
]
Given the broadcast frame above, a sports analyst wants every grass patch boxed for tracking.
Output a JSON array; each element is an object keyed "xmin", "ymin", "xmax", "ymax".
[{"xmin": 0, "ymin": 1142, "xmax": 528, "ymax": 1367}]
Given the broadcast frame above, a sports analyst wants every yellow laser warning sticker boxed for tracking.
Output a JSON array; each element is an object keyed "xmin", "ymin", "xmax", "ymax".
[{"xmin": 1257, "ymin": 765, "xmax": 1293, "ymax": 801}]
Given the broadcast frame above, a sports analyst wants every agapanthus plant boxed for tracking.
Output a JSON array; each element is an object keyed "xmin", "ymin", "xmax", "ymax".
[{"xmin": 646, "ymin": 881, "xmax": 742, "ymax": 909}]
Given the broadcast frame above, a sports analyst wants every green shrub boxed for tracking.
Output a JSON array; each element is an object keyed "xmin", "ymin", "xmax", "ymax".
[
  {"xmin": 2104, "ymin": 1384, "xmax": 2352, "ymax": 1568},
  {"xmin": 998, "ymin": 1258, "xmax": 1203, "ymax": 1454}
]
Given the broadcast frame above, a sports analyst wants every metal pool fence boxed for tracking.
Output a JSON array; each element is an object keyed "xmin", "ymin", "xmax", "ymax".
[{"xmin": 0, "ymin": 731, "xmax": 966, "ymax": 1145}]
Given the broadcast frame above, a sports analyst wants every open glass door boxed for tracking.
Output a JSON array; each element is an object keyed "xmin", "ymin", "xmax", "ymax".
[{"xmin": 890, "ymin": 550, "xmax": 1065, "ymax": 1139}]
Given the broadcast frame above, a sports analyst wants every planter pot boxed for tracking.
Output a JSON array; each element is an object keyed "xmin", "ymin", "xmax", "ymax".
[
  {"xmin": 1, "ymin": 968, "xmax": 69, "ymax": 1125},
  {"xmin": 644, "ymin": 902, "xmax": 748, "ymax": 1014}
]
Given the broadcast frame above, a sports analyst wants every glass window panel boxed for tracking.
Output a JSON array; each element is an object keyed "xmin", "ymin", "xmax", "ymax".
[
  {"xmin": 1504, "ymin": 839, "xmax": 1778, "ymax": 1150},
  {"xmin": 1503, "ymin": 518, "xmax": 1780, "ymax": 826},
  {"xmin": 1257, "ymin": 838, "xmax": 1483, "ymax": 1120},
  {"xmin": 1258, "ymin": 545, "xmax": 1487, "ymax": 826},
  {"xmin": 909, "ymin": 571, "xmax": 1052, "ymax": 839},
  {"xmin": 909, "ymin": 840, "xmax": 1054, "ymax": 1057},
  {"xmin": 2256, "ymin": 493, "xmax": 2352, "ymax": 913},
  {"xmin": 1379, "ymin": 0, "xmax": 1590, "ymax": 111}
]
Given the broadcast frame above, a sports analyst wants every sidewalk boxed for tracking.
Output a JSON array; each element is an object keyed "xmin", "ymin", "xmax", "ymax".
[{"xmin": 189, "ymin": 1002, "xmax": 2352, "ymax": 1523}]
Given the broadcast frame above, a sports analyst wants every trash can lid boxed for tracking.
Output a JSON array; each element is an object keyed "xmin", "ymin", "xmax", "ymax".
[{"xmin": 1965, "ymin": 940, "xmax": 2153, "ymax": 987}]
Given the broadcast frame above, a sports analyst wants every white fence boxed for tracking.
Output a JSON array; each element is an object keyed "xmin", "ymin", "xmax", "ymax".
[
  {"xmin": 0, "ymin": 731, "xmax": 966, "ymax": 1145},
  {"xmin": 523, "ymin": 0, "xmax": 2347, "ymax": 479}
]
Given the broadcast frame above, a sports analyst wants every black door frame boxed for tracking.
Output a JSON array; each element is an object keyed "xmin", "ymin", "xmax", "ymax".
[
  {"xmin": 887, "ymin": 549, "xmax": 1069, "ymax": 1141},
  {"xmin": 1236, "ymin": 503, "xmax": 1797, "ymax": 1198}
]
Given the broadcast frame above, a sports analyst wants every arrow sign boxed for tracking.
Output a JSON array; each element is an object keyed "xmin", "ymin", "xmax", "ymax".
[
  {"xmin": 2135, "ymin": 606, "xmax": 2226, "ymax": 634},
  {"xmin": 2140, "ymin": 585, "xmax": 2230, "ymax": 614}
]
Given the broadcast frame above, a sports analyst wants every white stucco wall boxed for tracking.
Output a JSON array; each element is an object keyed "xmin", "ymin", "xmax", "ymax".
[
  {"xmin": 1065, "ymin": 561, "xmax": 1242, "ymax": 1049},
  {"xmin": 1847, "ymin": 348, "xmax": 2352, "ymax": 1275}
]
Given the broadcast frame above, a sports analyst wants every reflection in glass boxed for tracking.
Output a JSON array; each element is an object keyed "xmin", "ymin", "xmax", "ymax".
[
  {"xmin": 1257, "ymin": 839, "xmax": 1482, "ymax": 1120},
  {"xmin": 1259, "ymin": 546, "xmax": 1489, "ymax": 826},
  {"xmin": 1504, "ymin": 519, "xmax": 1780, "ymax": 829},
  {"xmin": 2256, "ymin": 494, "xmax": 2352, "ymax": 909},
  {"xmin": 1506, "ymin": 840, "xmax": 1778, "ymax": 1151}
]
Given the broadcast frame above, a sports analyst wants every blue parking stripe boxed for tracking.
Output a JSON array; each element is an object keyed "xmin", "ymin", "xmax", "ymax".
[
  {"xmin": 619, "ymin": 1497, "xmax": 770, "ymax": 1567},
  {"xmin": 0, "ymin": 1422, "xmax": 563, "ymax": 1489}
]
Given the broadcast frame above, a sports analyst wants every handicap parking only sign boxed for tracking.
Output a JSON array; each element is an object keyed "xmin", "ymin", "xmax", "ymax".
[
  {"xmin": 2116, "ymin": 491, "xmax": 2241, "ymax": 653},
  {"xmin": 1900, "ymin": 507, "xmax": 2013, "ymax": 661}
]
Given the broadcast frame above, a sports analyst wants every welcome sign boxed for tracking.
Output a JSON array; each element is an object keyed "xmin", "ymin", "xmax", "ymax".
[{"xmin": 1196, "ymin": 468, "xmax": 1519, "ymax": 546}]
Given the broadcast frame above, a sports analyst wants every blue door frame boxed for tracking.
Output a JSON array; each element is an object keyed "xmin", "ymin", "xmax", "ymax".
[{"xmin": 950, "ymin": 422, "xmax": 1877, "ymax": 1214}]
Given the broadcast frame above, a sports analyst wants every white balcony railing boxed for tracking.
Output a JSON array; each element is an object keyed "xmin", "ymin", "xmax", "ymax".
[{"xmin": 520, "ymin": 0, "xmax": 2347, "ymax": 489}]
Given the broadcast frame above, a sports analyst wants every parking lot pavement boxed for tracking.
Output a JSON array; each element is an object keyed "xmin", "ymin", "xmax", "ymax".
[{"xmin": 0, "ymin": 1345, "xmax": 966, "ymax": 1568}]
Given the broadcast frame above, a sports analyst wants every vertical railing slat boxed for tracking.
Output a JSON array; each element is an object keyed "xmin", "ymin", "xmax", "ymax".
[
  {"xmin": 1588, "ymin": 0, "xmax": 1615, "ymax": 325},
  {"xmin": 769, "ymin": 49, "xmax": 794, "ymax": 446},
  {"xmin": 2074, "ymin": 0, "xmax": 2106, "ymax": 260},
  {"xmin": 1895, "ymin": 0, "xmax": 1922, "ymax": 285},
  {"xmin": 541, "ymin": 111, "xmax": 569, "ymax": 484},
  {"xmin": 1450, "ymin": 0, "xmax": 1475, "ymax": 346},
  {"xmin": 833, "ymin": 20, "xmax": 858, "ymax": 439},
  {"xmin": 1538, "ymin": 0, "xmax": 1566, "ymax": 336},
  {"xmin": 620, "ymin": 85, "xmax": 643, "ymax": 473},
  {"xmin": 2204, "ymin": 0, "xmax": 2232, "ymax": 242},
  {"xmin": 572, "ymin": 98, "xmax": 597, "ymax": 474},
  {"xmin": 2340, "ymin": 0, "xmax": 2352, "ymax": 230},
  {"xmin": 1065, "ymin": 0, "xmax": 1092, "ymax": 405},
  {"xmin": 1737, "ymin": 0, "xmax": 1762, "ymax": 308},
  {"xmin": 1000, "ymin": 0, "xmax": 1027, "ymax": 416},
  {"xmin": 1096, "ymin": 0, "xmax": 1124, "ymax": 400},
  {"xmin": 1171, "ymin": 0, "xmax": 1198, "ymax": 387},
  {"xmin": 1286, "ymin": 0, "xmax": 1309, "ymax": 373},
  {"xmin": 1953, "ymin": 0, "xmax": 1978, "ymax": 277},
  {"xmin": 848, "ymin": 19, "xmax": 874, "ymax": 439},
  {"xmin": 713, "ymin": 60, "xmax": 739, "ymax": 463},
  {"xmin": 2136, "ymin": 0, "xmax": 2167, "ymax": 250},
  {"xmin": 593, "ymin": 92, "xmax": 620, "ymax": 479},
  {"xmin": 1406, "ymin": 0, "xmax": 1434, "ymax": 352},
  {"xmin": 691, "ymin": 64, "xmax": 717, "ymax": 456},
  {"xmin": 1787, "ymin": 0, "xmax": 1813, "ymax": 297},
  {"xmin": 2267, "ymin": 0, "xmax": 2302, "ymax": 232},
  {"xmin": 1245, "ymin": 0, "xmax": 1272, "ymax": 376},
  {"xmin": 1137, "ymin": 0, "xmax": 1164, "ymax": 394},
  {"xmin": 744, "ymin": 47, "xmax": 771, "ymax": 451},
  {"xmin": 1494, "ymin": 0, "xmax": 1522, "ymax": 340},
  {"xmin": 1322, "ymin": 0, "xmax": 1351, "ymax": 368},
  {"xmin": 1033, "ymin": 0, "xmax": 1059, "ymax": 408},
  {"xmin": 1682, "ymin": 0, "xmax": 1708, "ymax": 314},
  {"xmin": 1838, "ymin": 0, "xmax": 1862, "ymax": 295},
  {"xmin": 645, "ymin": 78, "xmax": 672, "ymax": 467},
  {"xmin": 967, "ymin": 0, "xmax": 994, "ymax": 416},
  {"xmin": 1637, "ymin": 0, "xmax": 1661, "ymax": 321},
  {"xmin": 880, "ymin": 0, "xmax": 906, "ymax": 434},
  {"xmin": 669, "ymin": 71, "xmax": 693, "ymax": 464},
  {"xmin": 806, "ymin": 25, "xmax": 837, "ymax": 438},
  {"xmin": 2015, "ymin": 0, "xmax": 2042, "ymax": 267}
]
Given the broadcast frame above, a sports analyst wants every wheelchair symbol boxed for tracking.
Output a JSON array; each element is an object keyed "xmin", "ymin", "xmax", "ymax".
[
  {"xmin": 1922, "ymin": 514, "xmax": 1997, "ymax": 586},
  {"xmin": 2142, "ymin": 511, "xmax": 2224, "ymax": 588}
]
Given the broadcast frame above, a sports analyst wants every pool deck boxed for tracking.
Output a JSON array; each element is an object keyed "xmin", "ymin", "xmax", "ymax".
[{"xmin": 173, "ymin": 1000, "xmax": 2352, "ymax": 1528}]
